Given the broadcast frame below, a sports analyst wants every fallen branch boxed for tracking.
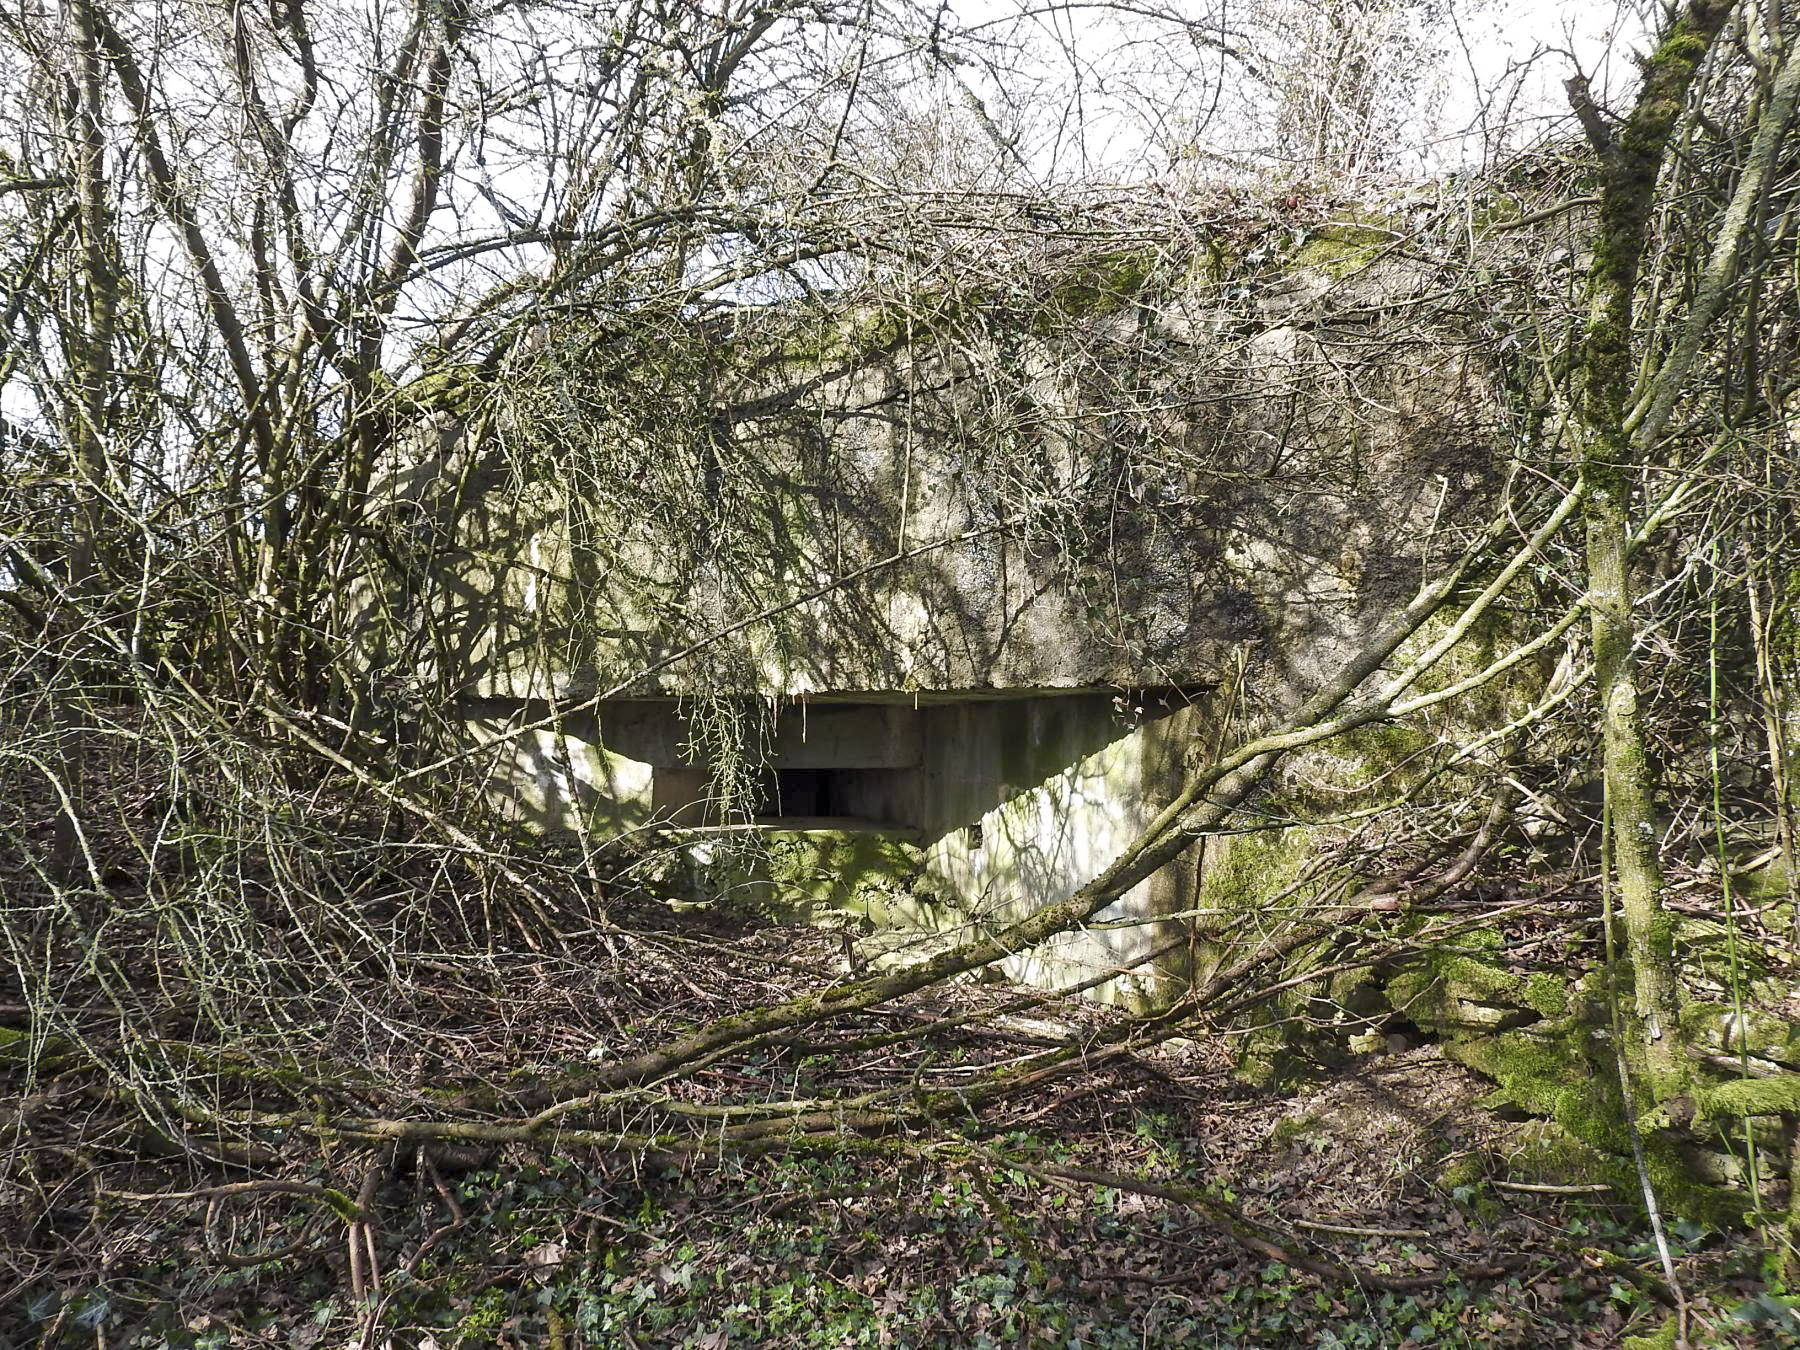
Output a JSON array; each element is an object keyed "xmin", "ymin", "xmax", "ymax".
[{"xmin": 103, "ymin": 1178, "xmax": 366, "ymax": 1222}]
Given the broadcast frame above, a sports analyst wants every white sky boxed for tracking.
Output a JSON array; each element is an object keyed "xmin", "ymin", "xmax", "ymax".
[
  {"xmin": 0, "ymin": 0, "xmax": 1668, "ymax": 445},
  {"xmin": 946, "ymin": 0, "xmax": 1655, "ymax": 184}
]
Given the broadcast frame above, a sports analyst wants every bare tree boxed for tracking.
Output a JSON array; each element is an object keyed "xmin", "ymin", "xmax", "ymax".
[{"xmin": 5, "ymin": 0, "xmax": 1800, "ymax": 1338}]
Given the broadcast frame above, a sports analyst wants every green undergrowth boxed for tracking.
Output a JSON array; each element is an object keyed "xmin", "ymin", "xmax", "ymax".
[
  {"xmin": 61, "ymin": 1144, "xmax": 1778, "ymax": 1350},
  {"xmin": 16, "ymin": 1080, "xmax": 1794, "ymax": 1350}
]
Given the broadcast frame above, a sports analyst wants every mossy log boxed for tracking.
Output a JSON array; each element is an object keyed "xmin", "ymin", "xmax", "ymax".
[
  {"xmin": 1381, "ymin": 947, "xmax": 1778, "ymax": 1224},
  {"xmin": 1697, "ymin": 1075, "xmax": 1800, "ymax": 1119}
]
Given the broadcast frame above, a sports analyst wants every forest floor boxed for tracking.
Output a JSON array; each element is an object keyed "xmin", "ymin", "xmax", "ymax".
[{"xmin": 5, "ymin": 901, "xmax": 1797, "ymax": 1349}]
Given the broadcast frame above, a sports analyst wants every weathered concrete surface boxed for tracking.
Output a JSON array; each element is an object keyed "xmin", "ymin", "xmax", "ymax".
[
  {"xmin": 913, "ymin": 692, "xmax": 1201, "ymax": 1003},
  {"xmin": 358, "ymin": 243, "xmax": 1500, "ymax": 709},
  {"xmin": 355, "ymin": 232, "xmax": 1507, "ymax": 1001}
]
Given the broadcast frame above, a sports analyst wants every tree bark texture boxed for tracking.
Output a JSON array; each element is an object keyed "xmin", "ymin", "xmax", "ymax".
[{"xmin": 1574, "ymin": 0, "xmax": 1733, "ymax": 1087}]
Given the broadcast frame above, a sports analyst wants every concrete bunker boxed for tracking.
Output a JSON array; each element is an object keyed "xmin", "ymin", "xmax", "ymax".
[
  {"xmin": 464, "ymin": 687, "xmax": 1208, "ymax": 1002},
  {"xmin": 616, "ymin": 698, "xmax": 929, "ymax": 832},
  {"xmin": 363, "ymin": 241, "xmax": 1506, "ymax": 1004}
]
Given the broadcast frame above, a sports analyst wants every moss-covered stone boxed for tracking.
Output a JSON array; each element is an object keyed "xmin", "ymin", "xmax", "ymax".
[
  {"xmin": 1435, "ymin": 989, "xmax": 1781, "ymax": 1220},
  {"xmin": 1389, "ymin": 958, "xmax": 1750, "ymax": 1225},
  {"xmin": 1467, "ymin": 193, "xmax": 1525, "ymax": 233},
  {"xmin": 1384, "ymin": 932, "xmax": 1557, "ymax": 1033},
  {"xmin": 1501, "ymin": 1116, "xmax": 1745, "ymax": 1228},
  {"xmin": 1738, "ymin": 856, "xmax": 1794, "ymax": 903},
  {"xmin": 1524, "ymin": 973, "xmax": 1571, "ymax": 1019},
  {"xmin": 1455, "ymin": 1026, "xmax": 1608, "ymax": 1136},
  {"xmin": 1697, "ymin": 1074, "xmax": 1800, "ymax": 1119}
]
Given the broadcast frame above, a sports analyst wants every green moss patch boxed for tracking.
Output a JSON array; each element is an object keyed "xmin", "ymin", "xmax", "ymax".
[
  {"xmin": 1291, "ymin": 222, "xmax": 1391, "ymax": 278},
  {"xmin": 1697, "ymin": 1074, "xmax": 1800, "ymax": 1119},
  {"xmin": 1195, "ymin": 827, "xmax": 1314, "ymax": 924},
  {"xmin": 687, "ymin": 828, "xmax": 930, "ymax": 925},
  {"xmin": 1680, "ymin": 1002, "xmax": 1800, "ymax": 1068},
  {"xmin": 1040, "ymin": 247, "xmax": 1159, "ymax": 321}
]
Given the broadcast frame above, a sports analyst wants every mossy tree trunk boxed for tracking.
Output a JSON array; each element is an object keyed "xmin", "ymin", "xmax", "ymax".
[{"xmin": 1571, "ymin": 0, "xmax": 1733, "ymax": 1092}]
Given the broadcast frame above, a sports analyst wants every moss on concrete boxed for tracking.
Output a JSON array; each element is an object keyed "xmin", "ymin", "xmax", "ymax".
[
  {"xmin": 799, "ymin": 242, "xmax": 1165, "ymax": 366},
  {"xmin": 1194, "ymin": 826, "xmax": 1331, "ymax": 1088},
  {"xmin": 688, "ymin": 828, "xmax": 931, "ymax": 925},
  {"xmin": 1039, "ymin": 247, "xmax": 1159, "ymax": 322},
  {"xmin": 1282, "ymin": 607, "xmax": 1538, "ymax": 805},
  {"xmin": 1291, "ymin": 222, "xmax": 1390, "ymax": 278},
  {"xmin": 1195, "ymin": 827, "xmax": 1313, "ymax": 925},
  {"xmin": 1303, "ymin": 721, "xmax": 1435, "ymax": 796}
]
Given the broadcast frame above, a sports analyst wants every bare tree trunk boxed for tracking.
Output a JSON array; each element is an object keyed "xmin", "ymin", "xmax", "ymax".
[{"xmin": 50, "ymin": 0, "xmax": 118, "ymax": 882}]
